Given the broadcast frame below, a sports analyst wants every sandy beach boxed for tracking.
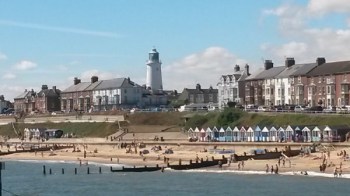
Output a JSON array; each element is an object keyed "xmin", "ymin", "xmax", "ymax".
[{"xmin": 1, "ymin": 140, "xmax": 350, "ymax": 176}]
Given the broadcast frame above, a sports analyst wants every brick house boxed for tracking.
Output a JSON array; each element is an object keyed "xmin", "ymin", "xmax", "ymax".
[
  {"xmin": 177, "ymin": 84, "xmax": 218, "ymax": 104},
  {"xmin": 35, "ymin": 85, "xmax": 61, "ymax": 113},
  {"xmin": 14, "ymin": 89, "xmax": 36, "ymax": 113}
]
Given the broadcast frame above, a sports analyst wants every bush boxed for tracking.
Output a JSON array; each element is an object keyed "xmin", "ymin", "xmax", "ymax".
[{"xmin": 216, "ymin": 108, "xmax": 243, "ymax": 127}]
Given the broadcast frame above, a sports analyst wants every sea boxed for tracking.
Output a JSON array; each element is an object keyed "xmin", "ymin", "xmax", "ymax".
[{"xmin": 1, "ymin": 160, "xmax": 350, "ymax": 196}]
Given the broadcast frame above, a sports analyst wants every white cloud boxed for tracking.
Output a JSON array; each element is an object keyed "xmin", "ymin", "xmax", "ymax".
[
  {"xmin": 14, "ymin": 60, "xmax": 37, "ymax": 70},
  {"xmin": 308, "ymin": 0, "xmax": 350, "ymax": 15},
  {"xmin": 0, "ymin": 52, "xmax": 7, "ymax": 60},
  {"xmin": 261, "ymin": 1, "xmax": 350, "ymax": 64},
  {"xmin": 2, "ymin": 73, "xmax": 16, "ymax": 79},
  {"xmin": 79, "ymin": 69, "xmax": 120, "ymax": 81},
  {"xmin": 0, "ymin": 85, "xmax": 31, "ymax": 101},
  {"xmin": 163, "ymin": 47, "xmax": 247, "ymax": 91}
]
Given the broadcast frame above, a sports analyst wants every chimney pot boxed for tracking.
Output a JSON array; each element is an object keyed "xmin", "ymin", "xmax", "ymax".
[
  {"xmin": 264, "ymin": 60, "xmax": 274, "ymax": 70},
  {"xmin": 285, "ymin": 57, "xmax": 295, "ymax": 68},
  {"xmin": 316, "ymin": 57, "xmax": 326, "ymax": 66}
]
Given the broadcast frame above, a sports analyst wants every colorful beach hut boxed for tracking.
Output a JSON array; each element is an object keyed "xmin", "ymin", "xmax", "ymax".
[
  {"xmin": 246, "ymin": 127, "xmax": 254, "ymax": 142},
  {"xmin": 194, "ymin": 127, "xmax": 200, "ymax": 140},
  {"xmin": 225, "ymin": 127, "xmax": 233, "ymax": 142},
  {"xmin": 200, "ymin": 128, "xmax": 206, "ymax": 141},
  {"xmin": 261, "ymin": 127, "xmax": 269, "ymax": 142},
  {"xmin": 233, "ymin": 127, "xmax": 240, "ymax": 142},
  {"xmin": 301, "ymin": 126, "xmax": 312, "ymax": 142},
  {"xmin": 205, "ymin": 127, "xmax": 212, "ymax": 142},
  {"xmin": 269, "ymin": 126, "xmax": 278, "ymax": 142},
  {"xmin": 277, "ymin": 127, "xmax": 286, "ymax": 142},
  {"xmin": 218, "ymin": 127, "xmax": 226, "ymax": 142},
  {"xmin": 254, "ymin": 126, "xmax": 262, "ymax": 142},
  {"xmin": 311, "ymin": 126, "xmax": 321, "ymax": 142},
  {"xmin": 285, "ymin": 126, "xmax": 294, "ymax": 142},
  {"xmin": 212, "ymin": 127, "xmax": 219, "ymax": 141},
  {"xmin": 187, "ymin": 128, "xmax": 194, "ymax": 139},
  {"xmin": 239, "ymin": 126, "xmax": 247, "ymax": 142}
]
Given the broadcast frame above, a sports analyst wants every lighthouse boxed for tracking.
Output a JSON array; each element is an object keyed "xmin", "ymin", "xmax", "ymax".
[{"xmin": 146, "ymin": 48, "xmax": 163, "ymax": 91}]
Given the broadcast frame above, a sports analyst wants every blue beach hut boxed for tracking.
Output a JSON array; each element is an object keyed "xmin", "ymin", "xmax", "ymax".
[
  {"xmin": 212, "ymin": 127, "xmax": 219, "ymax": 141},
  {"xmin": 277, "ymin": 127, "xmax": 286, "ymax": 142},
  {"xmin": 261, "ymin": 127, "xmax": 269, "ymax": 142},
  {"xmin": 225, "ymin": 127, "xmax": 233, "ymax": 142},
  {"xmin": 254, "ymin": 126, "xmax": 262, "ymax": 142},
  {"xmin": 218, "ymin": 127, "xmax": 226, "ymax": 142}
]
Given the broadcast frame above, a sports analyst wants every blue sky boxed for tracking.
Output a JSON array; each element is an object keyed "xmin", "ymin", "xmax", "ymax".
[{"xmin": 1, "ymin": 0, "xmax": 350, "ymax": 100}]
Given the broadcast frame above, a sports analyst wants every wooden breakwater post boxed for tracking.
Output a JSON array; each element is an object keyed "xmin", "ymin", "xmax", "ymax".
[
  {"xmin": 62, "ymin": 168, "xmax": 64, "ymax": 174},
  {"xmin": 43, "ymin": 165, "xmax": 46, "ymax": 175},
  {"xmin": 49, "ymin": 168, "xmax": 52, "ymax": 175},
  {"xmin": 75, "ymin": 168, "xmax": 77, "ymax": 175},
  {"xmin": 87, "ymin": 167, "xmax": 90, "ymax": 174},
  {"xmin": 99, "ymin": 167, "xmax": 102, "ymax": 174}
]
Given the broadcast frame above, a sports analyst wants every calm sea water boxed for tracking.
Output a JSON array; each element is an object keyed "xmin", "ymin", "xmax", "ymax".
[{"xmin": 1, "ymin": 160, "xmax": 350, "ymax": 196}]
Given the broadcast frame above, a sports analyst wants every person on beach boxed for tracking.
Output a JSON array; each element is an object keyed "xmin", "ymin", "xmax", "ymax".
[
  {"xmin": 241, "ymin": 161, "xmax": 245, "ymax": 169},
  {"xmin": 266, "ymin": 164, "xmax": 269, "ymax": 173},
  {"xmin": 271, "ymin": 165, "xmax": 274, "ymax": 174},
  {"xmin": 282, "ymin": 159, "xmax": 285, "ymax": 167},
  {"xmin": 238, "ymin": 162, "xmax": 241, "ymax": 170},
  {"xmin": 334, "ymin": 168, "xmax": 338, "ymax": 178},
  {"xmin": 275, "ymin": 164, "xmax": 279, "ymax": 174},
  {"xmin": 339, "ymin": 169, "xmax": 342, "ymax": 177},
  {"xmin": 278, "ymin": 158, "xmax": 281, "ymax": 167}
]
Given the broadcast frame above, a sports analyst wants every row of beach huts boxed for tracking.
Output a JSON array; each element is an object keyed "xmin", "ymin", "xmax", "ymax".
[{"xmin": 188, "ymin": 125, "xmax": 350, "ymax": 143}]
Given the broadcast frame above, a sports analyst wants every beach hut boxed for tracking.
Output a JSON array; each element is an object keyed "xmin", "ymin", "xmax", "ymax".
[
  {"xmin": 293, "ymin": 126, "xmax": 303, "ymax": 142},
  {"xmin": 194, "ymin": 127, "xmax": 200, "ymax": 140},
  {"xmin": 212, "ymin": 127, "xmax": 219, "ymax": 141},
  {"xmin": 205, "ymin": 127, "xmax": 212, "ymax": 142},
  {"xmin": 218, "ymin": 127, "xmax": 226, "ymax": 142},
  {"xmin": 233, "ymin": 127, "xmax": 240, "ymax": 142},
  {"xmin": 261, "ymin": 127, "xmax": 269, "ymax": 142},
  {"xmin": 301, "ymin": 126, "xmax": 312, "ymax": 142},
  {"xmin": 225, "ymin": 127, "xmax": 233, "ymax": 142},
  {"xmin": 246, "ymin": 127, "xmax": 254, "ymax": 142},
  {"xmin": 323, "ymin": 126, "xmax": 332, "ymax": 142},
  {"xmin": 269, "ymin": 126, "xmax": 278, "ymax": 142},
  {"xmin": 285, "ymin": 126, "xmax": 294, "ymax": 142},
  {"xmin": 277, "ymin": 127, "xmax": 286, "ymax": 142},
  {"xmin": 254, "ymin": 126, "xmax": 262, "ymax": 142},
  {"xmin": 239, "ymin": 126, "xmax": 247, "ymax": 142},
  {"xmin": 200, "ymin": 128, "xmax": 206, "ymax": 141},
  {"xmin": 326, "ymin": 125, "xmax": 350, "ymax": 142},
  {"xmin": 311, "ymin": 126, "xmax": 321, "ymax": 142},
  {"xmin": 187, "ymin": 128, "xmax": 194, "ymax": 139}
]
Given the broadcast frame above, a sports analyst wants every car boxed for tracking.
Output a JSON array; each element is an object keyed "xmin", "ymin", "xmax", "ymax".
[
  {"xmin": 257, "ymin": 106, "xmax": 269, "ymax": 112},
  {"xmin": 336, "ymin": 106, "xmax": 348, "ymax": 114},
  {"xmin": 323, "ymin": 106, "xmax": 336, "ymax": 113},
  {"xmin": 305, "ymin": 106, "xmax": 323, "ymax": 113},
  {"xmin": 294, "ymin": 105, "xmax": 306, "ymax": 112}
]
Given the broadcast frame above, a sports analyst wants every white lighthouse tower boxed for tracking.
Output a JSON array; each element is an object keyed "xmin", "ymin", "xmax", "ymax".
[{"xmin": 146, "ymin": 48, "xmax": 163, "ymax": 91}]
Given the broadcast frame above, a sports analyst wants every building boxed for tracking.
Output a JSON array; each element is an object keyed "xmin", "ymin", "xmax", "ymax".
[
  {"xmin": 14, "ymin": 89, "xmax": 36, "ymax": 113},
  {"xmin": 35, "ymin": 85, "xmax": 61, "ymax": 113},
  {"xmin": 60, "ymin": 77, "xmax": 101, "ymax": 113},
  {"xmin": 146, "ymin": 48, "xmax": 163, "ymax": 91},
  {"xmin": 92, "ymin": 77, "xmax": 143, "ymax": 111},
  {"xmin": 305, "ymin": 60, "xmax": 350, "ymax": 107},
  {"xmin": 177, "ymin": 84, "xmax": 218, "ymax": 104},
  {"xmin": 217, "ymin": 64, "xmax": 250, "ymax": 109},
  {"xmin": 0, "ymin": 95, "xmax": 12, "ymax": 113},
  {"xmin": 244, "ymin": 60, "xmax": 284, "ymax": 106}
]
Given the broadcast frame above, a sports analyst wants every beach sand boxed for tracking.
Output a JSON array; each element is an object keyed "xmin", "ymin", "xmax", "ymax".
[{"xmin": 1, "ymin": 141, "xmax": 350, "ymax": 175}]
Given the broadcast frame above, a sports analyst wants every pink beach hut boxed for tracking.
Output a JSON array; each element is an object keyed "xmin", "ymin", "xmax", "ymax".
[
  {"xmin": 233, "ymin": 127, "xmax": 240, "ymax": 142},
  {"xmin": 200, "ymin": 128, "xmax": 206, "ymax": 141}
]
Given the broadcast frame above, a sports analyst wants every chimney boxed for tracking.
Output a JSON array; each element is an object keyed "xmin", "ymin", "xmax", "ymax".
[
  {"xmin": 74, "ymin": 77, "xmax": 80, "ymax": 85},
  {"xmin": 196, "ymin": 83, "xmax": 201, "ymax": 90},
  {"xmin": 245, "ymin": 64, "xmax": 250, "ymax": 76},
  {"xmin": 316, "ymin": 57, "xmax": 326, "ymax": 66},
  {"xmin": 52, "ymin": 86, "xmax": 56, "ymax": 92},
  {"xmin": 91, "ymin": 76, "xmax": 98, "ymax": 83},
  {"xmin": 264, "ymin": 60, "xmax": 273, "ymax": 70},
  {"xmin": 41, "ymin": 85, "xmax": 48, "ymax": 90},
  {"xmin": 234, "ymin": 64, "xmax": 240, "ymax": 72},
  {"xmin": 25, "ymin": 89, "xmax": 27, "ymax": 92},
  {"xmin": 285, "ymin": 57, "xmax": 295, "ymax": 68}
]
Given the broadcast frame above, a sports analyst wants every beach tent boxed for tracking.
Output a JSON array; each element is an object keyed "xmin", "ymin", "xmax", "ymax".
[
  {"xmin": 301, "ymin": 126, "xmax": 312, "ymax": 142},
  {"xmin": 285, "ymin": 125, "xmax": 294, "ymax": 142},
  {"xmin": 205, "ymin": 127, "xmax": 212, "ymax": 142},
  {"xmin": 232, "ymin": 127, "xmax": 240, "ymax": 142},
  {"xmin": 269, "ymin": 126, "xmax": 278, "ymax": 142},
  {"xmin": 225, "ymin": 127, "xmax": 233, "ymax": 142},
  {"xmin": 254, "ymin": 126, "xmax": 262, "ymax": 142},
  {"xmin": 239, "ymin": 126, "xmax": 247, "ymax": 142},
  {"xmin": 261, "ymin": 127, "xmax": 269, "ymax": 142},
  {"xmin": 218, "ymin": 127, "xmax": 226, "ymax": 142},
  {"xmin": 212, "ymin": 126, "xmax": 219, "ymax": 141},
  {"xmin": 311, "ymin": 126, "xmax": 321, "ymax": 142},
  {"xmin": 200, "ymin": 128, "xmax": 206, "ymax": 141},
  {"xmin": 277, "ymin": 127, "xmax": 285, "ymax": 142},
  {"xmin": 246, "ymin": 127, "xmax": 254, "ymax": 142}
]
